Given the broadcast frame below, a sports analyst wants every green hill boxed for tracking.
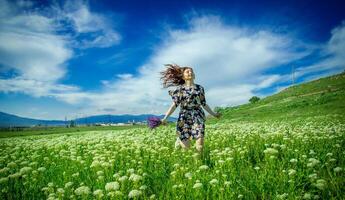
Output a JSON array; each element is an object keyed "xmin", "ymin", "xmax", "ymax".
[{"xmin": 209, "ymin": 71, "xmax": 345, "ymax": 123}]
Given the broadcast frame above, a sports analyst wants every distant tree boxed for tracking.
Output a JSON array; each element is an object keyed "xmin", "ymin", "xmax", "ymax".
[
  {"xmin": 249, "ymin": 96, "xmax": 260, "ymax": 103},
  {"xmin": 70, "ymin": 120, "xmax": 76, "ymax": 127}
]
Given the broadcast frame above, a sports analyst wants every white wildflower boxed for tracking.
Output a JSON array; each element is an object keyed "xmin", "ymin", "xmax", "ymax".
[
  {"xmin": 193, "ymin": 182, "xmax": 203, "ymax": 189},
  {"xmin": 209, "ymin": 179, "xmax": 218, "ymax": 185},
  {"xmin": 128, "ymin": 189, "xmax": 142, "ymax": 198},
  {"xmin": 74, "ymin": 186, "xmax": 90, "ymax": 196},
  {"xmin": 105, "ymin": 181, "xmax": 120, "ymax": 191}
]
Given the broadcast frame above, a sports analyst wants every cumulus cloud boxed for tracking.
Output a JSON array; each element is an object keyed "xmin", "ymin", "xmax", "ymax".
[
  {"xmin": 1, "ymin": 1, "xmax": 344, "ymax": 119},
  {"xmin": 61, "ymin": 0, "xmax": 121, "ymax": 48},
  {"xmin": 0, "ymin": 0, "xmax": 121, "ymax": 99},
  {"xmin": 63, "ymin": 15, "xmax": 314, "ymax": 117},
  {"xmin": 78, "ymin": 16, "xmax": 343, "ymax": 118}
]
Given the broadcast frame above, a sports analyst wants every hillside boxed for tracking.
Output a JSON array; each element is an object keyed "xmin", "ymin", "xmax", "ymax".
[{"xmin": 208, "ymin": 72, "xmax": 345, "ymax": 123}]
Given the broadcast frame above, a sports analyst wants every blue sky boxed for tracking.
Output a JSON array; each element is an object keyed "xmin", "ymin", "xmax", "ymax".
[{"xmin": 0, "ymin": 0, "xmax": 344, "ymax": 120}]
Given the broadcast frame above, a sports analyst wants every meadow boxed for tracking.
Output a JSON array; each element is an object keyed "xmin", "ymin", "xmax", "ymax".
[
  {"xmin": 1, "ymin": 73, "xmax": 344, "ymax": 199},
  {"xmin": 0, "ymin": 115, "xmax": 344, "ymax": 199}
]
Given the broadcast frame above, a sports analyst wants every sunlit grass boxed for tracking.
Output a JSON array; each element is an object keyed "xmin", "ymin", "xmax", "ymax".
[{"xmin": 0, "ymin": 116, "xmax": 344, "ymax": 199}]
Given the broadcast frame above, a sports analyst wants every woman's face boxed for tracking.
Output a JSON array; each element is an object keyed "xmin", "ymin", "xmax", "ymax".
[{"xmin": 182, "ymin": 68, "xmax": 195, "ymax": 81}]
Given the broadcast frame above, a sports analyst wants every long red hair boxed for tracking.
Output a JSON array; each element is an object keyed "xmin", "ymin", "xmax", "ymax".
[{"xmin": 160, "ymin": 64, "xmax": 192, "ymax": 88}]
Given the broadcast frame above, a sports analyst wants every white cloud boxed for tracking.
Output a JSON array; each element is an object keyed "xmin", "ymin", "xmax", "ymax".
[
  {"xmin": 61, "ymin": 0, "xmax": 121, "ymax": 48},
  {"xmin": 116, "ymin": 73, "xmax": 133, "ymax": 80},
  {"xmin": 1, "ymin": 2, "xmax": 344, "ymax": 119},
  {"xmin": 0, "ymin": 0, "xmax": 121, "ymax": 103},
  {"xmin": 294, "ymin": 21, "xmax": 345, "ymax": 80},
  {"xmin": 56, "ymin": 15, "xmax": 313, "ymax": 118}
]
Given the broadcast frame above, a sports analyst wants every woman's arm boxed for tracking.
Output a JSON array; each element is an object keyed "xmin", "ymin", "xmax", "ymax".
[
  {"xmin": 202, "ymin": 104, "xmax": 220, "ymax": 118},
  {"xmin": 162, "ymin": 102, "xmax": 177, "ymax": 122}
]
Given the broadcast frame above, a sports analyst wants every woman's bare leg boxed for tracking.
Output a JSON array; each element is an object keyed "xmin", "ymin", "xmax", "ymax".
[
  {"xmin": 179, "ymin": 138, "xmax": 190, "ymax": 150},
  {"xmin": 174, "ymin": 137, "xmax": 181, "ymax": 149},
  {"xmin": 195, "ymin": 137, "xmax": 204, "ymax": 152}
]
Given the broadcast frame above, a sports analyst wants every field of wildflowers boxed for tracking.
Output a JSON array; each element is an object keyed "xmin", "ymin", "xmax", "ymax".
[{"xmin": 0, "ymin": 116, "xmax": 344, "ymax": 199}]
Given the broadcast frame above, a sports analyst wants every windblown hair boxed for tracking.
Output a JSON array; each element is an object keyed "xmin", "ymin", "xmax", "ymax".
[{"xmin": 160, "ymin": 64, "xmax": 192, "ymax": 88}]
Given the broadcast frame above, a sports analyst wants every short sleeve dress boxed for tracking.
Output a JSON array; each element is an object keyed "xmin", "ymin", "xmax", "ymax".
[{"xmin": 168, "ymin": 84, "xmax": 207, "ymax": 141}]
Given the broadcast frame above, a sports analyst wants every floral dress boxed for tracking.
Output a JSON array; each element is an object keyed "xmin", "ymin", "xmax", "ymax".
[{"xmin": 168, "ymin": 84, "xmax": 207, "ymax": 141}]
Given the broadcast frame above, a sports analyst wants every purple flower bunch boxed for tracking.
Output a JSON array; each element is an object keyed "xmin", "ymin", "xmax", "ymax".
[{"xmin": 147, "ymin": 116, "xmax": 162, "ymax": 129}]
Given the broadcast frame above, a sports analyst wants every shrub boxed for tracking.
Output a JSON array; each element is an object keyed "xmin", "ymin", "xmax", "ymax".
[{"xmin": 249, "ymin": 96, "xmax": 260, "ymax": 103}]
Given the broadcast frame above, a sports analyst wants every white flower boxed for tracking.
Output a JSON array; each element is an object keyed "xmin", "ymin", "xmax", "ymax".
[
  {"xmin": 129, "ymin": 174, "xmax": 142, "ymax": 182},
  {"xmin": 209, "ymin": 179, "xmax": 218, "ymax": 185},
  {"xmin": 7, "ymin": 162, "xmax": 17, "ymax": 168},
  {"xmin": 37, "ymin": 167, "xmax": 46, "ymax": 172},
  {"xmin": 118, "ymin": 175, "xmax": 128, "ymax": 182},
  {"xmin": 303, "ymin": 193, "xmax": 311, "ymax": 199},
  {"xmin": 0, "ymin": 177, "xmax": 9, "ymax": 184},
  {"xmin": 199, "ymin": 165, "xmax": 209, "ymax": 170},
  {"xmin": 288, "ymin": 169, "xmax": 296, "ymax": 176},
  {"xmin": 308, "ymin": 173, "xmax": 317, "ymax": 181},
  {"xmin": 184, "ymin": 172, "xmax": 192, "ymax": 179},
  {"xmin": 193, "ymin": 182, "xmax": 203, "ymax": 189},
  {"xmin": 20, "ymin": 167, "xmax": 33, "ymax": 174},
  {"xmin": 74, "ymin": 186, "xmax": 90, "ymax": 196},
  {"xmin": 105, "ymin": 182, "xmax": 120, "ymax": 191},
  {"xmin": 307, "ymin": 158, "xmax": 320, "ymax": 168},
  {"xmin": 90, "ymin": 161, "xmax": 101, "ymax": 168},
  {"xmin": 139, "ymin": 185, "xmax": 147, "ymax": 190},
  {"xmin": 263, "ymin": 148, "xmax": 278, "ymax": 155},
  {"xmin": 93, "ymin": 189, "xmax": 104, "ymax": 198},
  {"xmin": 277, "ymin": 193, "xmax": 288, "ymax": 199},
  {"xmin": 0, "ymin": 167, "xmax": 10, "ymax": 175},
  {"xmin": 8, "ymin": 172, "xmax": 21, "ymax": 179},
  {"xmin": 96, "ymin": 171, "xmax": 104, "ymax": 176},
  {"xmin": 65, "ymin": 182, "xmax": 74, "ymax": 188},
  {"xmin": 224, "ymin": 181, "xmax": 231, "ymax": 186},
  {"xmin": 333, "ymin": 167, "xmax": 342, "ymax": 173},
  {"xmin": 314, "ymin": 179, "xmax": 327, "ymax": 190},
  {"xmin": 218, "ymin": 160, "xmax": 225, "ymax": 164},
  {"xmin": 128, "ymin": 189, "xmax": 142, "ymax": 198},
  {"xmin": 57, "ymin": 188, "xmax": 65, "ymax": 194}
]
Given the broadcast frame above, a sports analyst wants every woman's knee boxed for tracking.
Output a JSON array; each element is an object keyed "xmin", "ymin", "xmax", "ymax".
[
  {"xmin": 195, "ymin": 137, "xmax": 204, "ymax": 151},
  {"xmin": 180, "ymin": 139, "xmax": 190, "ymax": 149}
]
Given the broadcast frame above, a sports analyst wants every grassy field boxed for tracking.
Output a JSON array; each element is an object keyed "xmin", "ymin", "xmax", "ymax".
[
  {"xmin": 0, "ymin": 125, "xmax": 146, "ymax": 138},
  {"xmin": 0, "ymin": 72, "xmax": 344, "ymax": 199},
  {"xmin": 208, "ymin": 72, "xmax": 345, "ymax": 124}
]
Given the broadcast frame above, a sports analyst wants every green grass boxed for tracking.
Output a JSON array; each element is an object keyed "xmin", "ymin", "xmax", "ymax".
[
  {"xmin": 0, "ymin": 118, "xmax": 344, "ymax": 199},
  {"xmin": 208, "ymin": 72, "xmax": 345, "ymax": 124},
  {"xmin": 0, "ymin": 125, "xmax": 146, "ymax": 138},
  {"xmin": 0, "ymin": 72, "xmax": 344, "ymax": 199}
]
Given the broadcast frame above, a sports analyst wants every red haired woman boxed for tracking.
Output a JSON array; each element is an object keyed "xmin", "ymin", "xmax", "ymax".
[{"xmin": 160, "ymin": 64, "xmax": 221, "ymax": 153}]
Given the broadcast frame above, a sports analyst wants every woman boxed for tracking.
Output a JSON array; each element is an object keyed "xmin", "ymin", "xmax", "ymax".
[{"xmin": 159, "ymin": 64, "xmax": 221, "ymax": 152}]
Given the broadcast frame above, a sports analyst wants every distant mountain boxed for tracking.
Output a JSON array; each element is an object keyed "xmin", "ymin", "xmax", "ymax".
[
  {"xmin": 0, "ymin": 112, "xmax": 177, "ymax": 127},
  {"xmin": 74, "ymin": 114, "xmax": 177, "ymax": 125}
]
